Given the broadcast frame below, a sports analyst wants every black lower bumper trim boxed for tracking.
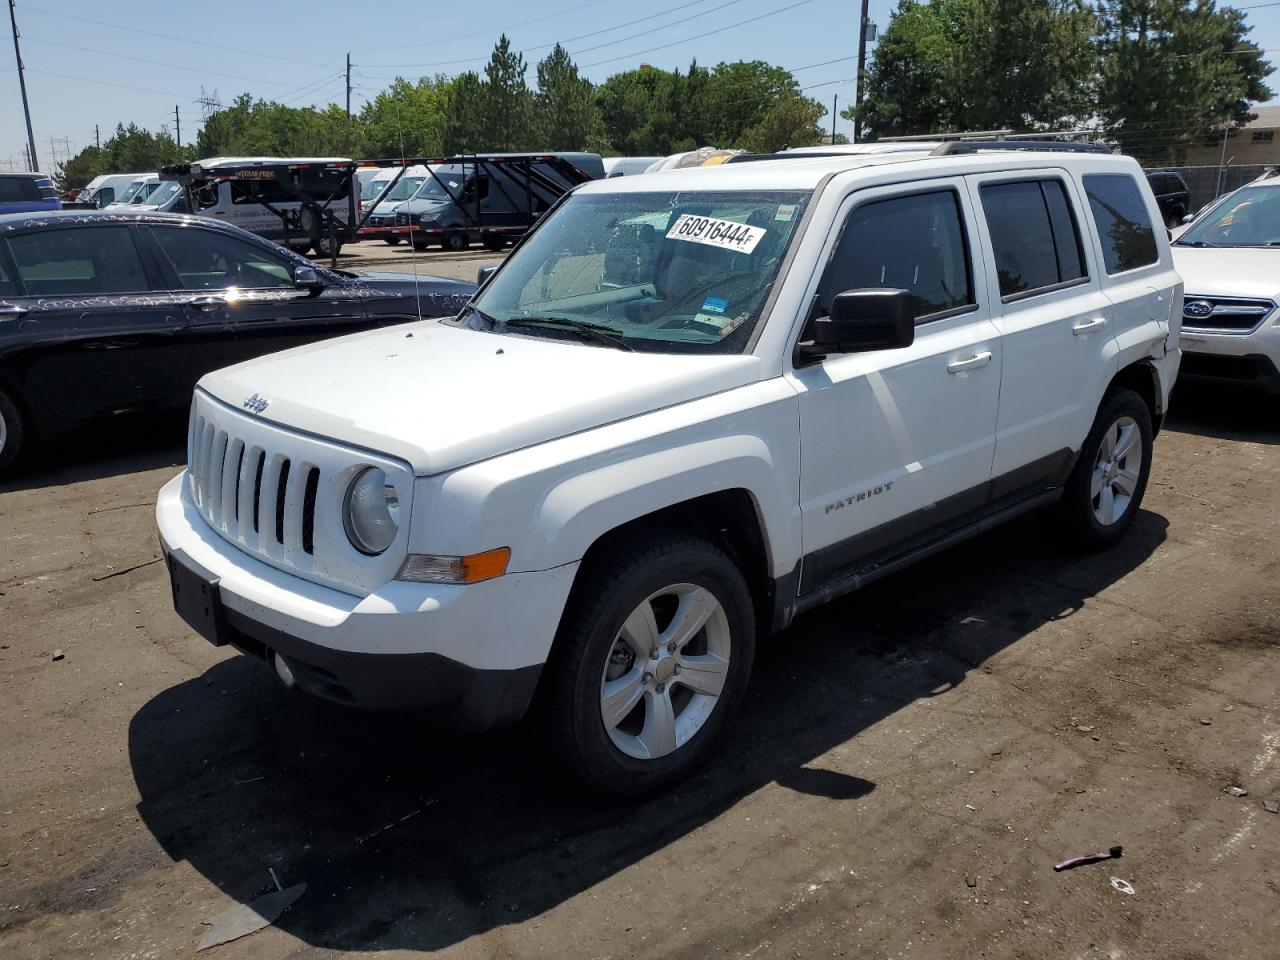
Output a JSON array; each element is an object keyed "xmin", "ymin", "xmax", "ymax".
[
  {"xmin": 1179, "ymin": 352, "xmax": 1280, "ymax": 393},
  {"xmin": 220, "ymin": 606, "xmax": 542, "ymax": 730}
]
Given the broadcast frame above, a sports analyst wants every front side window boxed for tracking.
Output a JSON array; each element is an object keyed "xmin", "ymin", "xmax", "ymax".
[
  {"xmin": 817, "ymin": 189, "xmax": 974, "ymax": 321},
  {"xmin": 1083, "ymin": 173, "xmax": 1159, "ymax": 273},
  {"xmin": 1175, "ymin": 184, "xmax": 1280, "ymax": 248},
  {"xmin": 151, "ymin": 226, "xmax": 294, "ymax": 290},
  {"xmin": 981, "ymin": 179, "xmax": 1087, "ymax": 298},
  {"xmin": 458, "ymin": 190, "xmax": 809, "ymax": 353},
  {"xmin": 7, "ymin": 226, "xmax": 151, "ymax": 296}
]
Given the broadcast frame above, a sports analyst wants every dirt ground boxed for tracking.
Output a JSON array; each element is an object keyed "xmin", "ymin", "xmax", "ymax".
[
  {"xmin": 323, "ymin": 240, "xmax": 502, "ymax": 284},
  {"xmin": 1, "ymin": 379, "xmax": 1277, "ymax": 960}
]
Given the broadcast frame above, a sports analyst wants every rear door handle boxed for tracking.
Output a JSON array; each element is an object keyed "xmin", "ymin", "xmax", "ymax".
[
  {"xmin": 188, "ymin": 296, "xmax": 227, "ymax": 310},
  {"xmin": 0, "ymin": 303, "xmax": 30, "ymax": 319},
  {"xmin": 1072, "ymin": 317, "xmax": 1108, "ymax": 335},
  {"xmin": 947, "ymin": 351, "xmax": 993, "ymax": 374}
]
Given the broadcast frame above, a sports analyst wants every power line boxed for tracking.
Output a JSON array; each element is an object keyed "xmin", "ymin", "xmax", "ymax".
[
  {"xmin": 24, "ymin": 35, "xmax": 313, "ymax": 87},
  {"xmin": 355, "ymin": 0, "xmax": 613, "ymax": 53}
]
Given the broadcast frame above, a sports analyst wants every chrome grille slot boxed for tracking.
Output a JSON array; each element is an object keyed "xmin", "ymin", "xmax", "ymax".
[
  {"xmin": 183, "ymin": 390, "xmax": 414, "ymax": 596},
  {"xmin": 1182, "ymin": 295, "xmax": 1275, "ymax": 334}
]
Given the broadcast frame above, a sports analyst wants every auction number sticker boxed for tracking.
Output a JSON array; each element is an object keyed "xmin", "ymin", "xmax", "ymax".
[{"xmin": 666, "ymin": 215, "xmax": 766, "ymax": 254}]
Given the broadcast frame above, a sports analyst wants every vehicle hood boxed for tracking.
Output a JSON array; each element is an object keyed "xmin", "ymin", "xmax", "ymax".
[
  {"xmin": 197, "ymin": 320, "xmax": 763, "ymax": 475},
  {"xmin": 370, "ymin": 201, "xmax": 402, "ymax": 217},
  {"xmin": 1172, "ymin": 246, "xmax": 1280, "ymax": 299},
  {"xmin": 396, "ymin": 198, "xmax": 452, "ymax": 217}
]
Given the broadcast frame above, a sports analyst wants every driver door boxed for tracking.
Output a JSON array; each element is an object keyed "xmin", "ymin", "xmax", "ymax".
[{"xmin": 140, "ymin": 224, "xmax": 369, "ymax": 377}]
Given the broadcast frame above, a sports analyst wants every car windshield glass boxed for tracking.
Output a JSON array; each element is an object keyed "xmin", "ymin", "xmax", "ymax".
[
  {"xmin": 412, "ymin": 167, "xmax": 467, "ymax": 201},
  {"xmin": 373, "ymin": 176, "xmax": 425, "ymax": 203},
  {"xmin": 147, "ymin": 181, "xmax": 184, "ymax": 206},
  {"xmin": 115, "ymin": 180, "xmax": 147, "ymax": 204},
  {"xmin": 1178, "ymin": 186, "xmax": 1280, "ymax": 246},
  {"xmin": 453, "ymin": 189, "xmax": 810, "ymax": 354}
]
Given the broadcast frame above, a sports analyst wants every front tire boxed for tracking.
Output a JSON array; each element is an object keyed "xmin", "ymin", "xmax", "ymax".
[
  {"xmin": 0, "ymin": 386, "xmax": 27, "ymax": 478},
  {"xmin": 441, "ymin": 230, "xmax": 468, "ymax": 252},
  {"xmin": 541, "ymin": 531, "xmax": 756, "ymax": 796},
  {"xmin": 1059, "ymin": 388, "xmax": 1153, "ymax": 548}
]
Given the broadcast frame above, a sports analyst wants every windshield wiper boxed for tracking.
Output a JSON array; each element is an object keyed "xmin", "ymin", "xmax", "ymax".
[
  {"xmin": 461, "ymin": 302, "xmax": 498, "ymax": 328},
  {"xmin": 505, "ymin": 316, "xmax": 634, "ymax": 351},
  {"xmin": 1173, "ymin": 239, "xmax": 1216, "ymax": 247}
]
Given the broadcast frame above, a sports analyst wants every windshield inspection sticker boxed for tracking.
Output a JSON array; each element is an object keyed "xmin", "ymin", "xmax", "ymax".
[
  {"xmin": 774, "ymin": 204, "xmax": 796, "ymax": 222},
  {"xmin": 667, "ymin": 214, "xmax": 767, "ymax": 254},
  {"xmin": 701, "ymin": 296, "xmax": 729, "ymax": 315}
]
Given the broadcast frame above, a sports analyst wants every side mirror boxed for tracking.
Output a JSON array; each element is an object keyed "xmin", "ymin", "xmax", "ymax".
[
  {"xmin": 1181, "ymin": 214, "xmax": 1194, "ymax": 224},
  {"xmin": 293, "ymin": 264, "xmax": 324, "ymax": 291},
  {"xmin": 799, "ymin": 289, "xmax": 915, "ymax": 361},
  {"xmin": 477, "ymin": 264, "xmax": 498, "ymax": 286}
]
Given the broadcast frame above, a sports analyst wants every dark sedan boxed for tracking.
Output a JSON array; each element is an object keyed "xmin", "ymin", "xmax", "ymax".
[{"xmin": 0, "ymin": 211, "xmax": 475, "ymax": 475}]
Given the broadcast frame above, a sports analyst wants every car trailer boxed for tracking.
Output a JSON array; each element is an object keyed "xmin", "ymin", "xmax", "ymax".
[
  {"xmin": 157, "ymin": 159, "xmax": 358, "ymax": 267},
  {"xmin": 356, "ymin": 154, "xmax": 597, "ymax": 251}
]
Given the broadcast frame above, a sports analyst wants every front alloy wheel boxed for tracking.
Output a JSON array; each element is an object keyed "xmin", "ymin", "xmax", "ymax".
[
  {"xmin": 542, "ymin": 531, "xmax": 755, "ymax": 795},
  {"xmin": 1091, "ymin": 415, "xmax": 1143, "ymax": 526}
]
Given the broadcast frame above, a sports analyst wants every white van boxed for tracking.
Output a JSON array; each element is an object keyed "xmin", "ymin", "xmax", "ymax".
[
  {"xmin": 77, "ymin": 173, "xmax": 147, "ymax": 208},
  {"xmin": 106, "ymin": 174, "xmax": 161, "ymax": 208},
  {"xmin": 359, "ymin": 165, "xmax": 431, "ymax": 243},
  {"xmin": 603, "ymin": 157, "xmax": 664, "ymax": 178},
  {"xmin": 182, "ymin": 157, "xmax": 358, "ymax": 255}
]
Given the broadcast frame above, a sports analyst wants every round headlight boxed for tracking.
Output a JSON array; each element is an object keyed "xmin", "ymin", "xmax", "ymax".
[{"xmin": 343, "ymin": 467, "xmax": 400, "ymax": 555}]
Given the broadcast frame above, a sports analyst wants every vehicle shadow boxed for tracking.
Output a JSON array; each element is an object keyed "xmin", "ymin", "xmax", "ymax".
[
  {"xmin": 126, "ymin": 507, "xmax": 1167, "ymax": 952},
  {"xmin": 1165, "ymin": 380, "xmax": 1280, "ymax": 445},
  {"xmin": 0, "ymin": 415, "xmax": 186, "ymax": 494}
]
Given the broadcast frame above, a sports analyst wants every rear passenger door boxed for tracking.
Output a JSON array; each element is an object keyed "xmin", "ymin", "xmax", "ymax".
[
  {"xmin": 792, "ymin": 180, "xmax": 1003, "ymax": 595},
  {"xmin": 968, "ymin": 172, "xmax": 1116, "ymax": 491}
]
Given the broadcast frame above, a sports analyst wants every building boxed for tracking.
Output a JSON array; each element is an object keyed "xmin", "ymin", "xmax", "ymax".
[{"xmin": 1184, "ymin": 104, "xmax": 1280, "ymax": 165}]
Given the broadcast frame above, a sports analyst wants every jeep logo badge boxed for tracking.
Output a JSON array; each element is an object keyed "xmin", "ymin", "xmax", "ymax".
[
  {"xmin": 243, "ymin": 393, "xmax": 270, "ymax": 414},
  {"xmin": 1183, "ymin": 300, "xmax": 1214, "ymax": 319}
]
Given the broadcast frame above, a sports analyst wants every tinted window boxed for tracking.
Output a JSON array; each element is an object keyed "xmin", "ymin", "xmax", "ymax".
[
  {"xmin": 819, "ymin": 190, "xmax": 973, "ymax": 320},
  {"xmin": 0, "ymin": 252, "xmax": 16, "ymax": 297},
  {"xmin": 7, "ymin": 226, "xmax": 151, "ymax": 295},
  {"xmin": 981, "ymin": 179, "xmax": 1086, "ymax": 298},
  {"xmin": 1084, "ymin": 174, "xmax": 1159, "ymax": 274},
  {"xmin": 0, "ymin": 177, "xmax": 41, "ymax": 203},
  {"xmin": 151, "ymin": 226, "xmax": 294, "ymax": 290},
  {"xmin": 230, "ymin": 179, "xmax": 299, "ymax": 206}
]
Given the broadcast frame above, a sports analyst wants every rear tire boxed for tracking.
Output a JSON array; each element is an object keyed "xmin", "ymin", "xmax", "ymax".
[
  {"xmin": 0, "ymin": 386, "xmax": 27, "ymax": 478},
  {"xmin": 482, "ymin": 234, "xmax": 506, "ymax": 252},
  {"xmin": 383, "ymin": 237, "xmax": 403, "ymax": 245},
  {"xmin": 442, "ymin": 230, "xmax": 468, "ymax": 252},
  {"xmin": 540, "ymin": 531, "xmax": 756, "ymax": 796},
  {"xmin": 1058, "ymin": 388, "xmax": 1153, "ymax": 549}
]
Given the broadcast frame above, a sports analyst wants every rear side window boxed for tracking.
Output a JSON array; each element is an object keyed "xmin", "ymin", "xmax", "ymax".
[
  {"xmin": 0, "ymin": 176, "xmax": 41, "ymax": 203},
  {"xmin": 151, "ymin": 226, "xmax": 294, "ymax": 290},
  {"xmin": 980, "ymin": 179, "xmax": 1087, "ymax": 299},
  {"xmin": 6, "ymin": 226, "xmax": 152, "ymax": 296},
  {"xmin": 0, "ymin": 252, "xmax": 16, "ymax": 297},
  {"xmin": 1084, "ymin": 174, "xmax": 1159, "ymax": 274},
  {"xmin": 818, "ymin": 189, "xmax": 974, "ymax": 321}
]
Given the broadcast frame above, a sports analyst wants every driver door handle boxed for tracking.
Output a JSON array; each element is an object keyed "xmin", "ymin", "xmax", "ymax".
[
  {"xmin": 947, "ymin": 351, "xmax": 993, "ymax": 374},
  {"xmin": 188, "ymin": 296, "xmax": 227, "ymax": 310},
  {"xmin": 1072, "ymin": 317, "xmax": 1108, "ymax": 335}
]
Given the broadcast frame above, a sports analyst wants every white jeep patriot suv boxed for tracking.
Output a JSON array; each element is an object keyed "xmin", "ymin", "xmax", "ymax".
[{"xmin": 157, "ymin": 143, "xmax": 1182, "ymax": 794}]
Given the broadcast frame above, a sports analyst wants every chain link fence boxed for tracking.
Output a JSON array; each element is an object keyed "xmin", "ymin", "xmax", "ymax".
[{"xmin": 1143, "ymin": 163, "xmax": 1276, "ymax": 211}]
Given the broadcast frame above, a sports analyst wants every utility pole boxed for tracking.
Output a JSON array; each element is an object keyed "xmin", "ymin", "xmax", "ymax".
[
  {"xmin": 94, "ymin": 124, "xmax": 100, "ymax": 149},
  {"xmin": 854, "ymin": 0, "xmax": 871, "ymax": 143},
  {"xmin": 174, "ymin": 105, "xmax": 181, "ymax": 146},
  {"xmin": 1215, "ymin": 119, "xmax": 1230, "ymax": 198},
  {"xmin": 832, "ymin": 94, "xmax": 838, "ymax": 143},
  {"xmin": 8, "ymin": 0, "xmax": 39, "ymax": 171},
  {"xmin": 345, "ymin": 52, "xmax": 352, "ymax": 119}
]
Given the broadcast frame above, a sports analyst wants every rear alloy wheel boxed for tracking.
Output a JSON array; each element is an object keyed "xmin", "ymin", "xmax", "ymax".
[
  {"xmin": 1059, "ymin": 388, "xmax": 1153, "ymax": 548},
  {"xmin": 542, "ymin": 531, "xmax": 755, "ymax": 795},
  {"xmin": 0, "ymin": 387, "xmax": 27, "ymax": 478}
]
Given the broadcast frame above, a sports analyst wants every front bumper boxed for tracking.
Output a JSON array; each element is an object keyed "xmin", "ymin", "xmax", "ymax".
[
  {"xmin": 156, "ymin": 473, "xmax": 579, "ymax": 727},
  {"xmin": 1179, "ymin": 323, "xmax": 1280, "ymax": 393}
]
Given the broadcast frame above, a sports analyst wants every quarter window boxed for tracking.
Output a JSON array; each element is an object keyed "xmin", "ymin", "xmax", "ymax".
[
  {"xmin": 151, "ymin": 226, "xmax": 295, "ymax": 290},
  {"xmin": 1083, "ymin": 174, "xmax": 1159, "ymax": 274},
  {"xmin": 818, "ymin": 190, "xmax": 974, "ymax": 321},
  {"xmin": 980, "ymin": 179, "xmax": 1087, "ymax": 299},
  {"xmin": 7, "ymin": 226, "xmax": 151, "ymax": 296}
]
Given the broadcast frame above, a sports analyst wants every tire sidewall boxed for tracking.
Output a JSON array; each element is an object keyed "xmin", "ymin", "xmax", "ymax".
[
  {"xmin": 1068, "ymin": 389, "xmax": 1154, "ymax": 544},
  {"xmin": 562, "ymin": 540, "xmax": 755, "ymax": 793},
  {"xmin": 0, "ymin": 387, "xmax": 25, "ymax": 476}
]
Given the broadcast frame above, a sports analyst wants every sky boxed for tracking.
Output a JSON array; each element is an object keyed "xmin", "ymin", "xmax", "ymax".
[{"xmin": 3, "ymin": 0, "xmax": 1280, "ymax": 172}]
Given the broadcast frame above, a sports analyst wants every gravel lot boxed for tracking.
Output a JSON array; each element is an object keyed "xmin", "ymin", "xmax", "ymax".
[
  {"xmin": 323, "ymin": 241, "xmax": 502, "ymax": 284},
  {"xmin": 1, "ymin": 378, "xmax": 1277, "ymax": 960}
]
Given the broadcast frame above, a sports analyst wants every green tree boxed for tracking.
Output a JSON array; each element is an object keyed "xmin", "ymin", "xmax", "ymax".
[
  {"xmin": 480, "ymin": 35, "xmax": 537, "ymax": 150},
  {"xmin": 360, "ymin": 76, "xmax": 449, "ymax": 157},
  {"xmin": 535, "ymin": 44, "xmax": 603, "ymax": 151},
  {"xmin": 443, "ymin": 72, "xmax": 487, "ymax": 153},
  {"xmin": 850, "ymin": 0, "xmax": 1097, "ymax": 137},
  {"xmin": 704, "ymin": 60, "xmax": 803, "ymax": 146},
  {"xmin": 741, "ymin": 96, "xmax": 828, "ymax": 152},
  {"xmin": 1097, "ymin": 0, "xmax": 1273, "ymax": 162},
  {"xmin": 57, "ymin": 124, "xmax": 192, "ymax": 191}
]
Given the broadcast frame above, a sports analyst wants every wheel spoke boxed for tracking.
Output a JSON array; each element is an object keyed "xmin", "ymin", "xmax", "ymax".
[
  {"xmin": 1098, "ymin": 484, "xmax": 1116, "ymax": 524},
  {"xmin": 675, "ymin": 653, "xmax": 729, "ymax": 698},
  {"xmin": 601, "ymin": 668, "xmax": 646, "ymax": 729},
  {"xmin": 663, "ymin": 587, "xmax": 720, "ymax": 650},
  {"xmin": 619, "ymin": 601, "xmax": 659, "ymax": 657},
  {"xmin": 1113, "ymin": 467, "xmax": 1139, "ymax": 497},
  {"xmin": 637, "ymin": 688, "xmax": 678, "ymax": 758},
  {"xmin": 1100, "ymin": 424, "xmax": 1118, "ymax": 460},
  {"xmin": 1113, "ymin": 423, "xmax": 1138, "ymax": 461},
  {"xmin": 1090, "ymin": 465, "xmax": 1106, "ymax": 499}
]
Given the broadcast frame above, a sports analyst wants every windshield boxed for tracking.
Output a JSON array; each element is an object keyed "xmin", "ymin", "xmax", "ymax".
[
  {"xmin": 412, "ymin": 167, "xmax": 468, "ymax": 201},
  {"xmin": 370, "ymin": 176, "xmax": 426, "ymax": 203},
  {"xmin": 115, "ymin": 180, "xmax": 148, "ymax": 204},
  {"xmin": 1177, "ymin": 185, "xmax": 1280, "ymax": 247},
  {"xmin": 456, "ymin": 190, "xmax": 810, "ymax": 354},
  {"xmin": 147, "ymin": 181, "xmax": 184, "ymax": 207}
]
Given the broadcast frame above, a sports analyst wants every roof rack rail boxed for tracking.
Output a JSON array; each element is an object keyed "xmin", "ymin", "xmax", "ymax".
[{"xmin": 930, "ymin": 140, "xmax": 1112, "ymax": 156}]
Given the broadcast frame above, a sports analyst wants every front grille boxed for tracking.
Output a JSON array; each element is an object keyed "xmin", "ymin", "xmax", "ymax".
[
  {"xmin": 188, "ymin": 416, "xmax": 321, "ymax": 558},
  {"xmin": 183, "ymin": 392, "xmax": 413, "ymax": 596},
  {"xmin": 1182, "ymin": 295, "xmax": 1275, "ymax": 334},
  {"xmin": 369, "ymin": 216, "xmax": 390, "ymax": 227}
]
